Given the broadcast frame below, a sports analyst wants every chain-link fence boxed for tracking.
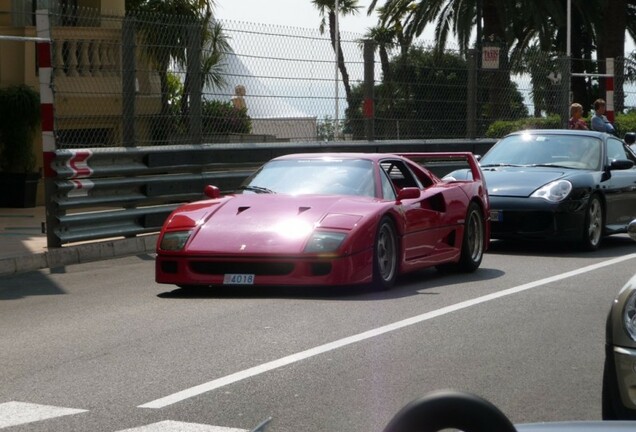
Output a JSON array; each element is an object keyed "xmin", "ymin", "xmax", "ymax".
[{"xmin": 5, "ymin": 5, "xmax": 636, "ymax": 148}]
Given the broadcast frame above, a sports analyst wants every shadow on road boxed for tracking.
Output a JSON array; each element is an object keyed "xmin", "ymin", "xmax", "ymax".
[
  {"xmin": 487, "ymin": 235, "xmax": 636, "ymax": 258},
  {"xmin": 156, "ymin": 265, "xmax": 505, "ymax": 301}
]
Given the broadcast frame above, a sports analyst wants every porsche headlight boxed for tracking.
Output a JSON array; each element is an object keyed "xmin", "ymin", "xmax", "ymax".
[
  {"xmin": 160, "ymin": 230, "xmax": 192, "ymax": 251},
  {"xmin": 530, "ymin": 180, "xmax": 572, "ymax": 202},
  {"xmin": 304, "ymin": 231, "xmax": 347, "ymax": 253},
  {"xmin": 623, "ymin": 290, "xmax": 636, "ymax": 341}
]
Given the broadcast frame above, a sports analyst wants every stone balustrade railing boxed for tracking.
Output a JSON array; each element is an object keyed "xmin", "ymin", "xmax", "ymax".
[{"xmin": 51, "ymin": 27, "xmax": 121, "ymax": 78}]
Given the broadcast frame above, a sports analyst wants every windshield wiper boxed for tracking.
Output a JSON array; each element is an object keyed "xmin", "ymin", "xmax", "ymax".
[
  {"xmin": 240, "ymin": 185, "xmax": 276, "ymax": 194},
  {"xmin": 480, "ymin": 163, "xmax": 523, "ymax": 168},
  {"xmin": 529, "ymin": 164, "xmax": 572, "ymax": 169}
]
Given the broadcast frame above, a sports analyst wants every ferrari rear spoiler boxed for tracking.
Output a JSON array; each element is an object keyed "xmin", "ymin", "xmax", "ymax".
[{"xmin": 397, "ymin": 152, "xmax": 483, "ymax": 182}]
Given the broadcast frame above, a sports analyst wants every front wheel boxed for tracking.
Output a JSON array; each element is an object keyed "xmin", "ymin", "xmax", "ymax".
[
  {"xmin": 372, "ymin": 217, "xmax": 398, "ymax": 290},
  {"xmin": 580, "ymin": 194, "xmax": 604, "ymax": 251},
  {"xmin": 457, "ymin": 202, "xmax": 485, "ymax": 272}
]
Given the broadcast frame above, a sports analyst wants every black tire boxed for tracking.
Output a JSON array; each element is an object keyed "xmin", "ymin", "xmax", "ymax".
[
  {"xmin": 602, "ymin": 350, "xmax": 636, "ymax": 420},
  {"xmin": 457, "ymin": 202, "xmax": 485, "ymax": 272},
  {"xmin": 580, "ymin": 194, "xmax": 604, "ymax": 251},
  {"xmin": 372, "ymin": 216, "xmax": 398, "ymax": 290},
  {"xmin": 436, "ymin": 202, "xmax": 485, "ymax": 273}
]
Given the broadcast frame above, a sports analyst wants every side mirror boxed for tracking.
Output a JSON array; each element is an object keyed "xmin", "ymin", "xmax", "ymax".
[
  {"xmin": 625, "ymin": 132, "xmax": 636, "ymax": 145},
  {"xmin": 610, "ymin": 159, "xmax": 635, "ymax": 170},
  {"xmin": 204, "ymin": 185, "xmax": 221, "ymax": 199},
  {"xmin": 397, "ymin": 187, "xmax": 421, "ymax": 200},
  {"xmin": 628, "ymin": 220, "xmax": 636, "ymax": 241}
]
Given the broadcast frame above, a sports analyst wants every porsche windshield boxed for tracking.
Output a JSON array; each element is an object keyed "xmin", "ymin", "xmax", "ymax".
[
  {"xmin": 240, "ymin": 158, "xmax": 375, "ymax": 197},
  {"xmin": 481, "ymin": 134, "xmax": 603, "ymax": 171}
]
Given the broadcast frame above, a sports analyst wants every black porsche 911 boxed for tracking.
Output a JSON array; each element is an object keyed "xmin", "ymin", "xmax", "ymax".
[{"xmin": 445, "ymin": 129, "xmax": 636, "ymax": 250}]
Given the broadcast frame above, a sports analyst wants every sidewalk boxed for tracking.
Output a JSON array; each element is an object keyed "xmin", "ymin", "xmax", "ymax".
[{"xmin": 0, "ymin": 207, "xmax": 157, "ymax": 277}]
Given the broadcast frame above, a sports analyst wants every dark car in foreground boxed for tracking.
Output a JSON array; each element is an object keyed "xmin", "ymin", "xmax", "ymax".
[
  {"xmin": 446, "ymin": 129, "xmax": 636, "ymax": 250},
  {"xmin": 155, "ymin": 152, "xmax": 489, "ymax": 290},
  {"xmin": 603, "ymin": 221, "xmax": 636, "ymax": 419},
  {"xmin": 380, "ymin": 390, "xmax": 636, "ymax": 432}
]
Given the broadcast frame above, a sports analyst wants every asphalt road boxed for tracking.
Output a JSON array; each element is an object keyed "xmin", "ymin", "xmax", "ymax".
[{"xmin": 2, "ymin": 237, "xmax": 636, "ymax": 431}]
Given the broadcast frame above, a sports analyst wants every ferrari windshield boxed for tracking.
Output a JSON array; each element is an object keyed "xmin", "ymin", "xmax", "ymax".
[
  {"xmin": 481, "ymin": 133, "xmax": 603, "ymax": 171},
  {"xmin": 240, "ymin": 158, "xmax": 376, "ymax": 197}
]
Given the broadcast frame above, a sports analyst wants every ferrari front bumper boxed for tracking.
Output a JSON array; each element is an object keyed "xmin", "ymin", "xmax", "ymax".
[{"xmin": 155, "ymin": 248, "xmax": 375, "ymax": 287}]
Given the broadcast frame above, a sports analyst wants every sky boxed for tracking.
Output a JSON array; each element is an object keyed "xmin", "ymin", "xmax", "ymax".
[
  {"xmin": 214, "ymin": 0, "xmax": 635, "ymax": 54},
  {"xmin": 215, "ymin": 0, "xmax": 408, "ymax": 38}
]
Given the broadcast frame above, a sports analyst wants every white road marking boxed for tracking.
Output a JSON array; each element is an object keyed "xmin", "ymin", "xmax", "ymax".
[
  {"xmin": 0, "ymin": 401, "xmax": 87, "ymax": 429},
  {"xmin": 117, "ymin": 420, "xmax": 246, "ymax": 431},
  {"xmin": 140, "ymin": 253, "xmax": 636, "ymax": 409}
]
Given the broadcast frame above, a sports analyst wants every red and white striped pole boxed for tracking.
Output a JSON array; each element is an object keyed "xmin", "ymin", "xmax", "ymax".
[
  {"xmin": 35, "ymin": 9, "xmax": 61, "ymax": 247},
  {"xmin": 35, "ymin": 10, "xmax": 55, "ymax": 179},
  {"xmin": 606, "ymin": 57, "xmax": 615, "ymax": 124}
]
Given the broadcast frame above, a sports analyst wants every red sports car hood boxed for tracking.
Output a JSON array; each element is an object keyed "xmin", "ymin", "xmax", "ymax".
[{"xmin": 184, "ymin": 194, "xmax": 373, "ymax": 254}]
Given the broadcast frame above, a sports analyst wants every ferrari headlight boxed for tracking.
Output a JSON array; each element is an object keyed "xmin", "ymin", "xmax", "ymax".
[
  {"xmin": 530, "ymin": 180, "xmax": 572, "ymax": 202},
  {"xmin": 623, "ymin": 290, "xmax": 636, "ymax": 341},
  {"xmin": 160, "ymin": 230, "xmax": 192, "ymax": 251},
  {"xmin": 304, "ymin": 231, "xmax": 347, "ymax": 253}
]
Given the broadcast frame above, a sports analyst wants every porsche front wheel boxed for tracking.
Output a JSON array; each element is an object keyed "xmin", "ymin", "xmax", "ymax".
[
  {"xmin": 373, "ymin": 217, "xmax": 398, "ymax": 290},
  {"xmin": 580, "ymin": 194, "xmax": 604, "ymax": 251}
]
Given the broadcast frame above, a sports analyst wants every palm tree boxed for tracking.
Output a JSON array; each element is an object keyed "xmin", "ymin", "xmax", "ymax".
[
  {"xmin": 367, "ymin": 0, "xmax": 514, "ymax": 122},
  {"xmin": 364, "ymin": 25, "xmax": 396, "ymax": 81},
  {"xmin": 311, "ymin": 0, "xmax": 361, "ymax": 108},
  {"xmin": 128, "ymin": 0, "xmax": 219, "ymax": 116},
  {"xmin": 368, "ymin": 0, "xmax": 416, "ymax": 58},
  {"xmin": 179, "ymin": 16, "xmax": 231, "ymax": 117}
]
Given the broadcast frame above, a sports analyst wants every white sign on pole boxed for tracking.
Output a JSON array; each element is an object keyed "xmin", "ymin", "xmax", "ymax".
[{"xmin": 482, "ymin": 47, "xmax": 500, "ymax": 69}]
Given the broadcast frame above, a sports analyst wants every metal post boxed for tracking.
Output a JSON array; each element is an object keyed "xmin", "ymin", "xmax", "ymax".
[
  {"xmin": 122, "ymin": 16, "xmax": 136, "ymax": 147},
  {"xmin": 334, "ymin": 0, "xmax": 340, "ymax": 141},
  {"xmin": 467, "ymin": 49, "xmax": 477, "ymax": 139},
  {"xmin": 561, "ymin": 56, "xmax": 571, "ymax": 129},
  {"xmin": 363, "ymin": 39, "xmax": 375, "ymax": 141},
  {"xmin": 606, "ymin": 58, "xmax": 615, "ymax": 124},
  {"xmin": 188, "ymin": 23, "xmax": 202, "ymax": 145},
  {"xmin": 36, "ymin": 9, "xmax": 61, "ymax": 248}
]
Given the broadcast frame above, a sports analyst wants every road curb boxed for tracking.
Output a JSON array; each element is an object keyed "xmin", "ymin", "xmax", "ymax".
[{"xmin": 0, "ymin": 234, "xmax": 158, "ymax": 277}]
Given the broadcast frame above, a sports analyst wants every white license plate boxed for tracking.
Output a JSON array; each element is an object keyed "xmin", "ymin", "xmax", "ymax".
[
  {"xmin": 223, "ymin": 274, "xmax": 255, "ymax": 285},
  {"xmin": 490, "ymin": 210, "xmax": 502, "ymax": 222}
]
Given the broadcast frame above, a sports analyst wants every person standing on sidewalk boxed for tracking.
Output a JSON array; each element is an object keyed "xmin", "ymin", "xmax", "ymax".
[
  {"xmin": 591, "ymin": 98, "xmax": 616, "ymax": 134},
  {"xmin": 568, "ymin": 103, "xmax": 588, "ymax": 130}
]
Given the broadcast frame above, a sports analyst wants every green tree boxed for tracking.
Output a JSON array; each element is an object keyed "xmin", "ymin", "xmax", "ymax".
[
  {"xmin": 346, "ymin": 45, "xmax": 527, "ymax": 139},
  {"xmin": 179, "ymin": 18, "xmax": 231, "ymax": 117},
  {"xmin": 311, "ymin": 0, "xmax": 361, "ymax": 108},
  {"xmin": 126, "ymin": 0, "xmax": 228, "ymax": 133},
  {"xmin": 367, "ymin": 0, "xmax": 515, "ymax": 123}
]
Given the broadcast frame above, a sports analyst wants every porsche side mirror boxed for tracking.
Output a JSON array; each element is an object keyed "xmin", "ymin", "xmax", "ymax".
[
  {"xmin": 204, "ymin": 185, "xmax": 221, "ymax": 199},
  {"xmin": 397, "ymin": 187, "xmax": 421, "ymax": 200},
  {"xmin": 625, "ymin": 132, "xmax": 636, "ymax": 145},
  {"xmin": 610, "ymin": 159, "xmax": 635, "ymax": 170},
  {"xmin": 628, "ymin": 220, "xmax": 636, "ymax": 241}
]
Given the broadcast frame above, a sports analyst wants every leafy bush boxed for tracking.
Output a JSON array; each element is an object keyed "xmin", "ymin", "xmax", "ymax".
[
  {"xmin": 616, "ymin": 110, "xmax": 636, "ymax": 137},
  {"xmin": 202, "ymin": 100, "xmax": 251, "ymax": 135},
  {"xmin": 485, "ymin": 114, "xmax": 562, "ymax": 138},
  {"xmin": 0, "ymin": 85, "xmax": 40, "ymax": 172}
]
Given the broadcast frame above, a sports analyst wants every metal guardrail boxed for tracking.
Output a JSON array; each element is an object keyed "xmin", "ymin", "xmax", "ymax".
[{"xmin": 46, "ymin": 139, "xmax": 497, "ymax": 247}]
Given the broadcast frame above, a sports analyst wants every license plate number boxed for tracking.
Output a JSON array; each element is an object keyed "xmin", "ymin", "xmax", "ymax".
[
  {"xmin": 490, "ymin": 210, "xmax": 502, "ymax": 222},
  {"xmin": 223, "ymin": 274, "xmax": 255, "ymax": 285}
]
